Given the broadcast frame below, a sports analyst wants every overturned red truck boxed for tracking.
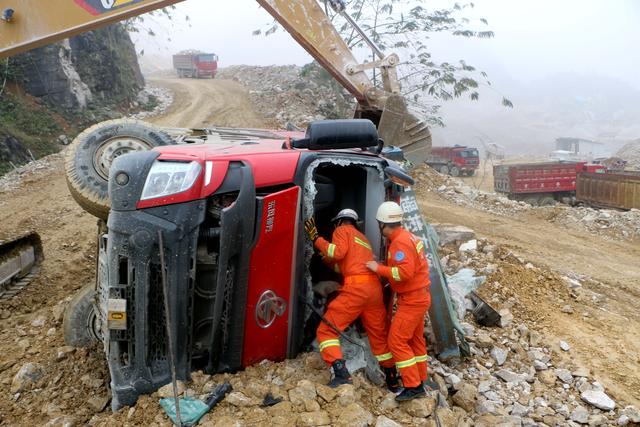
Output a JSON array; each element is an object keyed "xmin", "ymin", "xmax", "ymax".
[{"xmin": 63, "ymin": 119, "xmax": 465, "ymax": 409}]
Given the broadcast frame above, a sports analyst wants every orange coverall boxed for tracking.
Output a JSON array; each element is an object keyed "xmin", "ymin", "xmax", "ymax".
[
  {"xmin": 375, "ymin": 227, "xmax": 431, "ymax": 388},
  {"xmin": 315, "ymin": 224, "xmax": 394, "ymax": 368}
]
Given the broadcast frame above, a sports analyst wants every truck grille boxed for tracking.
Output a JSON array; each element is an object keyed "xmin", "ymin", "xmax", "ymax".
[{"xmin": 147, "ymin": 262, "xmax": 167, "ymax": 374}]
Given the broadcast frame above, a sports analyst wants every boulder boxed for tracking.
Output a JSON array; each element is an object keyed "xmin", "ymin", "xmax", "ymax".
[
  {"xmin": 336, "ymin": 384, "xmax": 357, "ymax": 406},
  {"xmin": 316, "ymin": 384, "xmax": 337, "ymax": 402},
  {"xmin": 490, "ymin": 347, "xmax": 508, "ymax": 366},
  {"xmin": 335, "ymin": 403, "xmax": 373, "ymax": 426},
  {"xmin": 537, "ymin": 370, "xmax": 557, "ymax": 385},
  {"xmin": 621, "ymin": 406, "xmax": 640, "ymax": 423},
  {"xmin": 401, "ymin": 395, "xmax": 436, "ymax": 418},
  {"xmin": 581, "ymin": 390, "xmax": 616, "ymax": 411},
  {"xmin": 432, "ymin": 224, "xmax": 476, "ymax": 246},
  {"xmin": 289, "ymin": 380, "xmax": 317, "ymax": 406},
  {"xmin": 43, "ymin": 416, "xmax": 77, "ymax": 427},
  {"xmin": 157, "ymin": 381, "xmax": 185, "ymax": 398},
  {"xmin": 452, "ymin": 383, "xmax": 477, "ymax": 412},
  {"xmin": 226, "ymin": 392, "xmax": 254, "ymax": 407},
  {"xmin": 571, "ymin": 405, "xmax": 589, "ymax": 424},
  {"xmin": 297, "ymin": 411, "xmax": 330, "ymax": 427},
  {"xmin": 267, "ymin": 401, "xmax": 295, "ymax": 418},
  {"xmin": 476, "ymin": 332, "xmax": 494, "ymax": 349},
  {"xmin": 555, "ymin": 368, "xmax": 574, "ymax": 384},
  {"xmin": 374, "ymin": 415, "xmax": 402, "ymax": 427},
  {"xmin": 87, "ymin": 395, "xmax": 110, "ymax": 413},
  {"xmin": 495, "ymin": 369, "xmax": 527, "ymax": 384},
  {"xmin": 11, "ymin": 362, "xmax": 44, "ymax": 393},
  {"xmin": 379, "ymin": 393, "xmax": 399, "ymax": 411}
]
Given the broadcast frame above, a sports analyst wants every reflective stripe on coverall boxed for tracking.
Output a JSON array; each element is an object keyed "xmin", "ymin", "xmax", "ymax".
[
  {"xmin": 376, "ymin": 227, "xmax": 431, "ymax": 388},
  {"xmin": 314, "ymin": 224, "xmax": 394, "ymax": 367}
]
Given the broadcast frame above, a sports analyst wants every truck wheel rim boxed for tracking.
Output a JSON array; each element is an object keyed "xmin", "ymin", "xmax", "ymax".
[{"xmin": 93, "ymin": 136, "xmax": 152, "ymax": 180}]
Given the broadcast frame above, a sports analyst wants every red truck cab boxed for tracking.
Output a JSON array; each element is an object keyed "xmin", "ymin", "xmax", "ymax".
[
  {"xmin": 426, "ymin": 145, "xmax": 480, "ymax": 176},
  {"xmin": 101, "ymin": 120, "xmax": 418, "ymax": 409}
]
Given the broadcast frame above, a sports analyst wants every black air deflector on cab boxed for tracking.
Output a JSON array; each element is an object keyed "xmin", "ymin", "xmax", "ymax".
[{"xmin": 292, "ymin": 119, "xmax": 380, "ymax": 150}]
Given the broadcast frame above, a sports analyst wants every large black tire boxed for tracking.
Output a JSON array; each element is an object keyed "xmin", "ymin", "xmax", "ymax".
[
  {"xmin": 539, "ymin": 196, "xmax": 556, "ymax": 206},
  {"xmin": 65, "ymin": 119, "xmax": 174, "ymax": 220},
  {"xmin": 63, "ymin": 284, "xmax": 101, "ymax": 347},
  {"xmin": 450, "ymin": 166, "xmax": 460, "ymax": 177},
  {"xmin": 439, "ymin": 165, "xmax": 449, "ymax": 175}
]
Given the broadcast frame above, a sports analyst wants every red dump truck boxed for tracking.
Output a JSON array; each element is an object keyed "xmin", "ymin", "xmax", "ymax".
[
  {"xmin": 172, "ymin": 51, "xmax": 218, "ymax": 78},
  {"xmin": 493, "ymin": 162, "xmax": 606, "ymax": 206},
  {"xmin": 426, "ymin": 145, "xmax": 480, "ymax": 176}
]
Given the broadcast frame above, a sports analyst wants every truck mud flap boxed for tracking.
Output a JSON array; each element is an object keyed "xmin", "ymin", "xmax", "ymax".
[{"xmin": 206, "ymin": 162, "xmax": 256, "ymax": 373}]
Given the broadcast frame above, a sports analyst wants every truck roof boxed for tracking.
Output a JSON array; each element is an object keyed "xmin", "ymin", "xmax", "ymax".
[{"xmin": 152, "ymin": 126, "xmax": 382, "ymax": 189}]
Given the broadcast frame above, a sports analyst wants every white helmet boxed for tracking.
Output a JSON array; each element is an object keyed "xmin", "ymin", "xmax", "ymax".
[
  {"xmin": 376, "ymin": 201, "xmax": 404, "ymax": 223},
  {"xmin": 331, "ymin": 208, "xmax": 359, "ymax": 223}
]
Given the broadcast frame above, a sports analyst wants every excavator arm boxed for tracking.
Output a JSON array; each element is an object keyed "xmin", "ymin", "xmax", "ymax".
[{"xmin": 0, "ymin": 0, "xmax": 430, "ymax": 161}]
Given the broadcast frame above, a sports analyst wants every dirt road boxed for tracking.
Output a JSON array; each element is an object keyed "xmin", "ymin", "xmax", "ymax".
[{"xmin": 147, "ymin": 77, "xmax": 268, "ymax": 129}]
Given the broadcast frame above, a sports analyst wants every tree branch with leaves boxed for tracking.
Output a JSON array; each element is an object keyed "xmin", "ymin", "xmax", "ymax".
[{"xmin": 255, "ymin": 0, "xmax": 512, "ymax": 126}]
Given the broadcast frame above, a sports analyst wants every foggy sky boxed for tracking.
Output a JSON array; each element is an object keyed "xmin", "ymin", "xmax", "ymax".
[{"xmin": 133, "ymin": 0, "xmax": 640, "ymax": 90}]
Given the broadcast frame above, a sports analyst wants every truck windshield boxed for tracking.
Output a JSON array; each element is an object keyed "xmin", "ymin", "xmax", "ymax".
[
  {"xmin": 198, "ymin": 54, "xmax": 217, "ymax": 62},
  {"xmin": 457, "ymin": 149, "xmax": 479, "ymax": 158}
]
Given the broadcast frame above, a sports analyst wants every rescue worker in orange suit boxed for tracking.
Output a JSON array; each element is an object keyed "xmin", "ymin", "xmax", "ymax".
[
  {"xmin": 366, "ymin": 201, "xmax": 431, "ymax": 401},
  {"xmin": 304, "ymin": 209, "xmax": 400, "ymax": 390}
]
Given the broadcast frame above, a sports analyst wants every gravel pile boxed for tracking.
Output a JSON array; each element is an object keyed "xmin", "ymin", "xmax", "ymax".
[
  {"xmin": 217, "ymin": 63, "xmax": 354, "ymax": 128},
  {"xmin": 616, "ymin": 140, "xmax": 640, "ymax": 170},
  {"xmin": 546, "ymin": 206, "xmax": 640, "ymax": 241},
  {"xmin": 131, "ymin": 84, "xmax": 174, "ymax": 120}
]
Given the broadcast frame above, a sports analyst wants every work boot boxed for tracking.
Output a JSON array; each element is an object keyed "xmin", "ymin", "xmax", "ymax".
[
  {"xmin": 383, "ymin": 367, "xmax": 401, "ymax": 393},
  {"xmin": 395, "ymin": 385, "xmax": 426, "ymax": 401},
  {"xmin": 422, "ymin": 377, "xmax": 440, "ymax": 392},
  {"xmin": 328, "ymin": 359, "xmax": 352, "ymax": 388}
]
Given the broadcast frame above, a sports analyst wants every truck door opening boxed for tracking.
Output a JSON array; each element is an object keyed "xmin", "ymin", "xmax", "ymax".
[{"xmin": 302, "ymin": 161, "xmax": 385, "ymax": 346}]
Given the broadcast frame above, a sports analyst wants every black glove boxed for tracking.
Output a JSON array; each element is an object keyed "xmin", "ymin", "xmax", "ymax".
[{"xmin": 305, "ymin": 217, "xmax": 319, "ymax": 242}]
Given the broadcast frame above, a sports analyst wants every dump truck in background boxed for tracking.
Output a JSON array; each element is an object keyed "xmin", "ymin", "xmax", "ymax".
[
  {"xmin": 426, "ymin": 145, "xmax": 480, "ymax": 176},
  {"xmin": 172, "ymin": 50, "xmax": 218, "ymax": 78},
  {"xmin": 576, "ymin": 171, "xmax": 640, "ymax": 210},
  {"xmin": 493, "ymin": 162, "xmax": 606, "ymax": 206}
]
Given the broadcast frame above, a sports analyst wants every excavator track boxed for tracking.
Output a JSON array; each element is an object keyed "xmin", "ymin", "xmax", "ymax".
[{"xmin": 0, "ymin": 232, "xmax": 44, "ymax": 300}]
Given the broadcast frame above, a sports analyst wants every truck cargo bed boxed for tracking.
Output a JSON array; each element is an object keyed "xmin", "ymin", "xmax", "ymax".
[
  {"xmin": 576, "ymin": 171, "xmax": 640, "ymax": 210},
  {"xmin": 494, "ymin": 162, "xmax": 579, "ymax": 195}
]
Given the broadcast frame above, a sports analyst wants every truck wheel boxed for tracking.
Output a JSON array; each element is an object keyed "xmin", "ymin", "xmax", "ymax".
[
  {"xmin": 63, "ymin": 284, "xmax": 101, "ymax": 347},
  {"xmin": 65, "ymin": 119, "xmax": 174, "ymax": 220},
  {"xmin": 450, "ymin": 166, "xmax": 460, "ymax": 177},
  {"xmin": 523, "ymin": 195, "xmax": 540, "ymax": 206},
  {"xmin": 539, "ymin": 196, "xmax": 556, "ymax": 206},
  {"xmin": 467, "ymin": 170, "xmax": 476, "ymax": 177},
  {"xmin": 439, "ymin": 165, "xmax": 449, "ymax": 175}
]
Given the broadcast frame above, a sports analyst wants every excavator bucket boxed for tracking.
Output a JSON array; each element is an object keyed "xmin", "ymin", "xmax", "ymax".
[
  {"xmin": 0, "ymin": 232, "xmax": 44, "ymax": 299},
  {"xmin": 377, "ymin": 94, "xmax": 432, "ymax": 165}
]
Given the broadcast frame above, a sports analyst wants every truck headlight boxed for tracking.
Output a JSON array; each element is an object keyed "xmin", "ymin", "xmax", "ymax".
[{"xmin": 140, "ymin": 161, "xmax": 201, "ymax": 200}]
